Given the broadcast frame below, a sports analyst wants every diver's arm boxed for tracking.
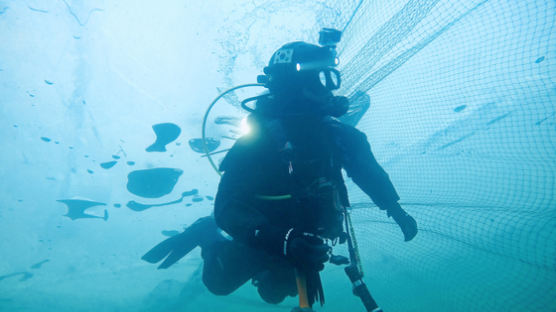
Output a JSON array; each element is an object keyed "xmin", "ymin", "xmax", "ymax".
[
  {"xmin": 336, "ymin": 124, "xmax": 417, "ymax": 241},
  {"xmin": 213, "ymin": 138, "xmax": 271, "ymax": 244},
  {"xmin": 213, "ymin": 137, "xmax": 293, "ymax": 250},
  {"xmin": 338, "ymin": 126, "xmax": 400, "ymax": 210},
  {"xmin": 214, "ymin": 167, "xmax": 270, "ymax": 243}
]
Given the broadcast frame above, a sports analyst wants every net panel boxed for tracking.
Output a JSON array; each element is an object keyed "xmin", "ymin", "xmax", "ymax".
[{"xmin": 326, "ymin": 0, "xmax": 555, "ymax": 311}]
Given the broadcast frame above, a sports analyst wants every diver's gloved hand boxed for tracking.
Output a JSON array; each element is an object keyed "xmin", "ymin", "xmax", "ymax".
[
  {"xmin": 387, "ymin": 204, "xmax": 418, "ymax": 241},
  {"xmin": 253, "ymin": 226, "xmax": 330, "ymax": 271},
  {"xmin": 285, "ymin": 229, "xmax": 331, "ymax": 272}
]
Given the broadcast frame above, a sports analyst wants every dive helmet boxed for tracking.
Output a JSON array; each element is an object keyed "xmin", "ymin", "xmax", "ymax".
[
  {"xmin": 252, "ymin": 28, "xmax": 348, "ymax": 117},
  {"xmin": 260, "ymin": 41, "xmax": 341, "ymax": 93}
]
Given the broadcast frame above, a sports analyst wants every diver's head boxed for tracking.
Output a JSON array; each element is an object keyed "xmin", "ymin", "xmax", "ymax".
[
  {"xmin": 264, "ymin": 41, "xmax": 340, "ymax": 94},
  {"xmin": 256, "ymin": 35, "xmax": 348, "ymax": 118}
]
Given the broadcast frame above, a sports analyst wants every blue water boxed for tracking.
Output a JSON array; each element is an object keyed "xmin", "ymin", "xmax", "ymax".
[{"xmin": 0, "ymin": 1, "xmax": 554, "ymax": 311}]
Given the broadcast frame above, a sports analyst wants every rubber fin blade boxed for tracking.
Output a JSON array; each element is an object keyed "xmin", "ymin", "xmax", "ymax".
[{"xmin": 141, "ymin": 236, "xmax": 180, "ymax": 264}]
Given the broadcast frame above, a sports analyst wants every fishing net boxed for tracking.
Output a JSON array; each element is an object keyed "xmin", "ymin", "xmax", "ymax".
[{"xmin": 324, "ymin": 1, "xmax": 555, "ymax": 311}]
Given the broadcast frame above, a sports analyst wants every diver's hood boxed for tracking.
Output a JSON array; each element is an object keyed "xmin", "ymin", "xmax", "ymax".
[
  {"xmin": 244, "ymin": 31, "xmax": 347, "ymax": 118},
  {"xmin": 261, "ymin": 41, "xmax": 341, "ymax": 94}
]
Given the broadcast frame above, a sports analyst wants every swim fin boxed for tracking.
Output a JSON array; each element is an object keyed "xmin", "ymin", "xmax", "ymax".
[{"xmin": 142, "ymin": 216, "xmax": 221, "ymax": 269}]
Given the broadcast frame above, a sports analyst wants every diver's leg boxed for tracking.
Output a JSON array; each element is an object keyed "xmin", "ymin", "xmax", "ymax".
[
  {"xmin": 201, "ymin": 240, "xmax": 266, "ymax": 296},
  {"xmin": 253, "ymin": 265, "xmax": 297, "ymax": 304}
]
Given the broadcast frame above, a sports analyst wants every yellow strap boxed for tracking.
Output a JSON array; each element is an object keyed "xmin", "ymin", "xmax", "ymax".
[{"xmin": 295, "ymin": 269, "xmax": 311, "ymax": 308}]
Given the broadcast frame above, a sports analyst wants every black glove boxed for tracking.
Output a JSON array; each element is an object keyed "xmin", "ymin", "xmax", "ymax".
[
  {"xmin": 387, "ymin": 204, "xmax": 418, "ymax": 241},
  {"xmin": 253, "ymin": 226, "xmax": 330, "ymax": 272},
  {"xmin": 285, "ymin": 230, "xmax": 331, "ymax": 272}
]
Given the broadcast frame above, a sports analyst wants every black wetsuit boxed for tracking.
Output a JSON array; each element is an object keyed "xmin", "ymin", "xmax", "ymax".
[{"xmin": 203, "ymin": 114, "xmax": 401, "ymax": 303}]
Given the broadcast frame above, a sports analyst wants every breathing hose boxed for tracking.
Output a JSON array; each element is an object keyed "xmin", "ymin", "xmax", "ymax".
[{"xmin": 201, "ymin": 83, "xmax": 265, "ymax": 176}]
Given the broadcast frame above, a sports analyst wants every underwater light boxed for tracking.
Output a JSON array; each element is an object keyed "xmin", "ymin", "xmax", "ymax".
[{"xmin": 240, "ymin": 117, "xmax": 251, "ymax": 135}]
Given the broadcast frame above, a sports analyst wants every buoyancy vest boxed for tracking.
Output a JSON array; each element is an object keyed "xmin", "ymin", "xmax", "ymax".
[{"xmin": 246, "ymin": 114, "xmax": 349, "ymax": 240}]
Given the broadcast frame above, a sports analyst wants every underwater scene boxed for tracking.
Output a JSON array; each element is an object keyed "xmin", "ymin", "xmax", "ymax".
[{"xmin": 0, "ymin": 0, "xmax": 555, "ymax": 311}]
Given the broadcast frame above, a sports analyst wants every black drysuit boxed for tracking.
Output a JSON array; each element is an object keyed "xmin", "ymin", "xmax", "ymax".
[{"xmin": 203, "ymin": 114, "xmax": 401, "ymax": 303}]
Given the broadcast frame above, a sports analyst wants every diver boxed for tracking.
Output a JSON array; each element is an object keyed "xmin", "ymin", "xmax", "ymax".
[{"xmin": 142, "ymin": 30, "xmax": 418, "ymax": 307}]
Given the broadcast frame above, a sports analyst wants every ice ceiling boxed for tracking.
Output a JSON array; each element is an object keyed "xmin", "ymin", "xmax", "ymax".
[{"xmin": 0, "ymin": 0, "xmax": 554, "ymax": 311}]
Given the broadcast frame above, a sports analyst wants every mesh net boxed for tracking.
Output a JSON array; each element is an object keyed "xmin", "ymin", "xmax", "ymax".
[{"xmin": 323, "ymin": 0, "xmax": 555, "ymax": 311}]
